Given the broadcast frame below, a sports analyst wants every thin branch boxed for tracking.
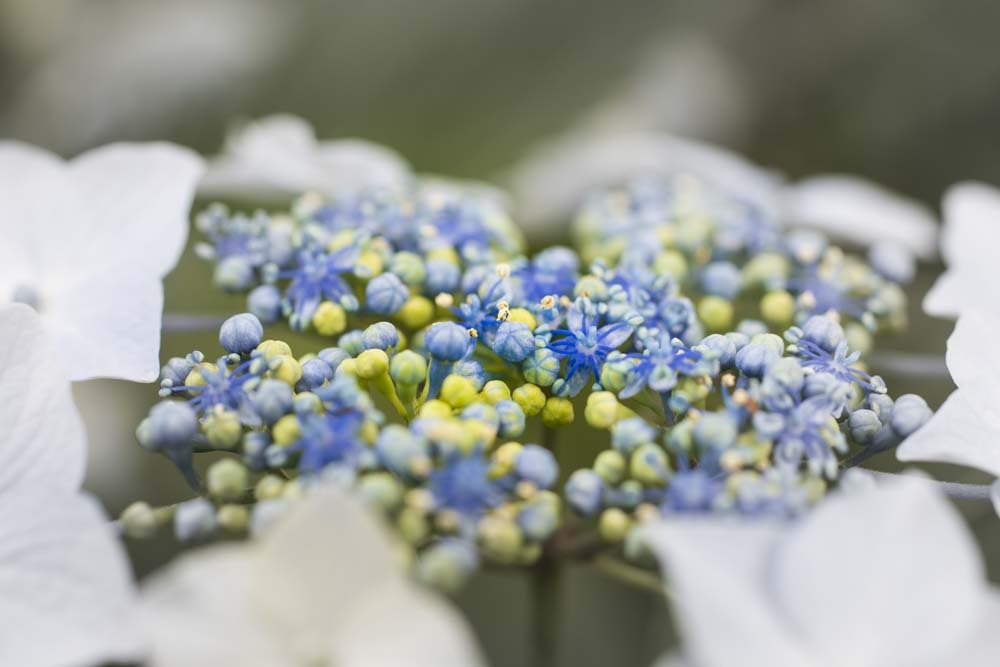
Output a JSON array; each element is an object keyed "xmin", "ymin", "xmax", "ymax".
[
  {"xmin": 870, "ymin": 351, "xmax": 949, "ymax": 379},
  {"xmin": 590, "ymin": 554, "xmax": 668, "ymax": 598},
  {"xmin": 162, "ymin": 313, "xmax": 227, "ymax": 333},
  {"xmin": 867, "ymin": 471, "xmax": 994, "ymax": 501}
]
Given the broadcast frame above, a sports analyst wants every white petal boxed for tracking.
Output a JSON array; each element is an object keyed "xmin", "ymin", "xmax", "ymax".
[
  {"xmin": 199, "ymin": 114, "xmax": 413, "ymax": 200},
  {"xmin": 69, "ymin": 142, "xmax": 204, "ymax": 278},
  {"xmin": 641, "ymin": 519, "xmax": 815, "ymax": 667},
  {"xmin": 419, "ymin": 174, "xmax": 512, "ymax": 212},
  {"xmin": 897, "ymin": 389, "xmax": 1000, "ymax": 478},
  {"xmin": 923, "ymin": 270, "xmax": 973, "ymax": 318},
  {"xmin": 945, "ymin": 311, "xmax": 1000, "ymax": 395},
  {"xmin": 947, "ymin": 591, "xmax": 1000, "ymax": 666},
  {"xmin": 252, "ymin": 486, "xmax": 402, "ymax": 629},
  {"xmin": 140, "ymin": 549, "xmax": 284, "ymax": 667},
  {"xmin": 0, "ymin": 304, "xmax": 85, "ymax": 490},
  {"xmin": 772, "ymin": 475, "xmax": 984, "ymax": 667},
  {"xmin": 332, "ymin": 581, "xmax": 487, "ymax": 667},
  {"xmin": 508, "ymin": 132, "xmax": 784, "ymax": 227},
  {"xmin": 0, "ymin": 490, "xmax": 144, "ymax": 667},
  {"xmin": 782, "ymin": 175, "xmax": 938, "ymax": 259},
  {"xmin": 44, "ymin": 274, "xmax": 164, "ymax": 383}
]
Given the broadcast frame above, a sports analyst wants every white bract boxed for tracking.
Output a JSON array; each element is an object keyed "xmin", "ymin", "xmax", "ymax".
[
  {"xmin": 199, "ymin": 114, "xmax": 414, "ymax": 201},
  {"xmin": 139, "ymin": 486, "xmax": 486, "ymax": 667},
  {"xmin": 923, "ymin": 182, "xmax": 1000, "ymax": 318},
  {"xmin": 507, "ymin": 131, "xmax": 938, "ymax": 256},
  {"xmin": 897, "ymin": 311, "xmax": 1000, "ymax": 513},
  {"xmin": 0, "ymin": 141, "xmax": 204, "ymax": 382},
  {"xmin": 0, "ymin": 304, "xmax": 144, "ymax": 667},
  {"xmin": 642, "ymin": 475, "xmax": 1000, "ymax": 667}
]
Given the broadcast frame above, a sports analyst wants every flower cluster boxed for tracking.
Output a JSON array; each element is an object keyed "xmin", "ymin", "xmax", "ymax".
[{"xmin": 127, "ymin": 174, "xmax": 931, "ymax": 584}]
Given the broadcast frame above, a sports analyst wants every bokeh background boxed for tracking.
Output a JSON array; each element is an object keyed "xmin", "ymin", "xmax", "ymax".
[{"xmin": 2, "ymin": 1, "xmax": 998, "ymax": 665}]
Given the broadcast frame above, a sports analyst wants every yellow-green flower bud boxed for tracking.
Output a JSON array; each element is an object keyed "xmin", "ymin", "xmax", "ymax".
[
  {"xmin": 594, "ymin": 450, "xmax": 627, "ymax": 484},
  {"xmin": 355, "ymin": 349, "xmax": 390, "ymax": 380},
  {"xmin": 506, "ymin": 307, "xmax": 536, "ymax": 330},
  {"xmin": 357, "ymin": 472, "xmax": 404, "ymax": 512},
  {"xmin": 760, "ymin": 290, "xmax": 795, "ymax": 329},
  {"xmin": 440, "ymin": 375, "xmax": 477, "ymax": 409},
  {"xmin": 397, "ymin": 505, "xmax": 431, "ymax": 545},
  {"xmin": 697, "ymin": 296, "xmax": 733, "ymax": 333},
  {"xmin": 355, "ymin": 250, "xmax": 384, "ymax": 278},
  {"xmin": 397, "ymin": 295, "xmax": 434, "ymax": 330},
  {"xmin": 418, "ymin": 399, "xmax": 453, "ymax": 419},
  {"xmin": 217, "ymin": 504, "xmax": 249, "ymax": 533},
  {"xmin": 584, "ymin": 391, "xmax": 624, "ymax": 429},
  {"xmin": 256, "ymin": 339, "xmax": 292, "ymax": 361},
  {"xmin": 207, "ymin": 459, "xmax": 249, "ymax": 501},
  {"xmin": 254, "ymin": 475, "xmax": 286, "ymax": 500},
  {"xmin": 390, "ymin": 349, "xmax": 427, "ymax": 386},
  {"xmin": 312, "ymin": 301, "xmax": 347, "ymax": 336},
  {"xmin": 270, "ymin": 354, "xmax": 302, "ymax": 386},
  {"xmin": 653, "ymin": 250, "xmax": 688, "ymax": 281},
  {"xmin": 541, "ymin": 396, "xmax": 574, "ymax": 428},
  {"xmin": 630, "ymin": 443, "xmax": 670, "ymax": 486},
  {"xmin": 120, "ymin": 501, "xmax": 158, "ymax": 539},
  {"xmin": 272, "ymin": 414, "xmax": 301, "ymax": 446},
  {"xmin": 481, "ymin": 380, "xmax": 512, "ymax": 405},
  {"xmin": 203, "ymin": 409, "xmax": 242, "ymax": 448},
  {"xmin": 489, "ymin": 442, "xmax": 523, "ymax": 478},
  {"xmin": 599, "ymin": 507, "xmax": 631, "ymax": 543},
  {"xmin": 478, "ymin": 515, "xmax": 524, "ymax": 565},
  {"xmin": 512, "ymin": 384, "xmax": 546, "ymax": 417}
]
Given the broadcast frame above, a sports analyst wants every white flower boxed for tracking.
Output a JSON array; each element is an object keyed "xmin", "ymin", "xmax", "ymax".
[
  {"xmin": 138, "ymin": 486, "xmax": 486, "ymax": 667},
  {"xmin": 0, "ymin": 141, "xmax": 204, "ymax": 382},
  {"xmin": 923, "ymin": 182, "xmax": 1000, "ymax": 318},
  {"xmin": 0, "ymin": 304, "xmax": 144, "ymax": 666},
  {"xmin": 642, "ymin": 475, "xmax": 1000, "ymax": 667},
  {"xmin": 199, "ymin": 114, "xmax": 414, "ymax": 201},
  {"xmin": 897, "ymin": 311, "xmax": 1000, "ymax": 513}
]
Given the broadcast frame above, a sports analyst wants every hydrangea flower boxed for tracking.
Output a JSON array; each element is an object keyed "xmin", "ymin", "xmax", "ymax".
[
  {"xmin": 138, "ymin": 487, "xmax": 486, "ymax": 666},
  {"xmin": 642, "ymin": 475, "xmax": 1000, "ymax": 667},
  {"xmin": 923, "ymin": 182, "xmax": 1000, "ymax": 318},
  {"xmin": 0, "ymin": 305, "xmax": 143, "ymax": 665},
  {"xmin": 0, "ymin": 140, "xmax": 204, "ymax": 381}
]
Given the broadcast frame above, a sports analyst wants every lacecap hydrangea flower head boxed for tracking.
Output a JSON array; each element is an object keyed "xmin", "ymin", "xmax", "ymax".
[{"xmin": 123, "ymin": 168, "xmax": 932, "ymax": 591}]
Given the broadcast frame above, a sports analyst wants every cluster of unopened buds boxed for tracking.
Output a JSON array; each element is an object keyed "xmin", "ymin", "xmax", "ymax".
[{"xmin": 122, "ymin": 175, "xmax": 932, "ymax": 589}]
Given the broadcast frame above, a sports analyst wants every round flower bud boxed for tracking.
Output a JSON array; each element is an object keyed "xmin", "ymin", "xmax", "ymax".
[
  {"xmin": 390, "ymin": 251, "xmax": 427, "ymax": 286},
  {"xmin": 611, "ymin": 417, "xmax": 656, "ymax": 456},
  {"xmin": 440, "ymin": 375, "xmax": 478, "ymax": 409},
  {"xmin": 849, "ymin": 408, "xmax": 883, "ymax": 445},
  {"xmin": 255, "ymin": 339, "xmax": 292, "ymax": 361},
  {"xmin": 174, "ymin": 498, "xmax": 216, "ymax": 542},
  {"xmin": 630, "ymin": 443, "xmax": 670, "ymax": 485},
  {"xmin": 317, "ymin": 347, "xmax": 351, "ymax": 373},
  {"xmin": 416, "ymin": 539, "xmax": 477, "ymax": 593},
  {"xmin": 594, "ymin": 449, "xmax": 627, "ymax": 484},
  {"xmin": 207, "ymin": 459, "xmax": 249, "ymax": 502},
  {"xmin": 214, "ymin": 256, "xmax": 254, "ymax": 292},
  {"xmin": 424, "ymin": 259, "xmax": 461, "ymax": 295},
  {"xmin": 492, "ymin": 321, "xmax": 535, "ymax": 363},
  {"xmin": 522, "ymin": 348, "xmax": 561, "ymax": 387},
  {"xmin": 452, "ymin": 359, "xmax": 486, "ymax": 391},
  {"xmin": 514, "ymin": 444, "xmax": 558, "ymax": 489},
  {"xmin": 297, "ymin": 357, "xmax": 333, "ymax": 391},
  {"xmin": 247, "ymin": 284, "xmax": 282, "ymax": 324},
  {"xmin": 693, "ymin": 412, "xmax": 738, "ymax": 451},
  {"xmin": 425, "ymin": 322, "xmax": 471, "ymax": 361},
  {"xmin": 418, "ymin": 400, "xmax": 453, "ymax": 419},
  {"xmin": 362, "ymin": 321, "xmax": 400, "ymax": 351},
  {"xmin": 396, "ymin": 505, "xmax": 431, "ymax": 545},
  {"xmin": 517, "ymin": 498, "xmax": 560, "ymax": 542},
  {"xmin": 355, "ymin": 349, "xmax": 390, "ymax": 380},
  {"xmin": 700, "ymin": 261, "xmax": 742, "ymax": 299},
  {"xmin": 507, "ymin": 307, "xmax": 537, "ymax": 330},
  {"xmin": 139, "ymin": 401, "xmax": 197, "ymax": 452},
  {"xmin": 398, "ymin": 295, "xmax": 435, "ymax": 330},
  {"xmin": 541, "ymin": 396, "xmax": 574, "ymax": 428},
  {"xmin": 160, "ymin": 357, "xmax": 191, "ymax": 387},
  {"xmin": 697, "ymin": 296, "xmax": 733, "ymax": 333},
  {"xmin": 481, "ymin": 380, "xmax": 512, "ymax": 405},
  {"xmin": 495, "ymin": 400, "xmax": 526, "ymax": 439},
  {"xmin": 734, "ymin": 336, "xmax": 783, "ymax": 378},
  {"xmin": 365, "ymin": 272, "xmax": 409, "ymax": 314},
  {"xmin": 565, "ymin": 469, "xmax": 604, "ymax": 517},
  {"xmin": 310, "ymin": 301, "xmax": 347, "ymax": 336},
  {"xmin": 890, "ymin": 394, "xmax": 933, "ymax": 439},
  {"xmin": 269, "ymin": 355, "xmax": 302, "ymax": 386},
  {"xmin": 584, "ymin": 392, "xmax": 622, "ymax": 429},
  {"xmin": 217, "ymin": 504, "xmax": 250, "ymax": 534},
  {"xmin": 375, "ymin": 424, "xmax": 430, "ymax": 478},
  {"xmin": 357, "ymin": 472, "xmax": 405, "ymax": 512},
  {"xmin": 272, "ymin": 414, "xmax": 302, "ymax": 446},
  {"xmin": 598, "ymin": 507, "xmax": 631, "ymax": 543},
  {"xmin": 254, "ymin": 474, "xmax": 286, "ymax": 500},
  {"xmin": 605, "ymin": 480, "xmax": 643, "ymax": 510},
  {"xmin": 389, "ymin": 349, "xmax": 428, "ymax": 386},
  {"xmin": 512, "ymin": 383, "xmax": 546, "ymax": 416},
  {"xmin": 250, "ymin": 499, "xmax": 288, "ymax": 537},
  {"xmin": 219, "ymin": 313, "xmax": 264, "ymax": 354},
  {"xmin": 478, "ymin": 515, "xmax": 524, "ymax": 565},
  {"xmin": 252, "ymin": 379, "xmax": 294, "ymax": 424},
  {"xmin": 760, "ymin": 290, "xmax": 795, "ymax": 329},
  {"xmin": 801, "ymin": 315, "xmax": 845, "ymax": 353},
  {"xmin": 120, "ymin": 502, "xmax": 158, "ymax": 539}
]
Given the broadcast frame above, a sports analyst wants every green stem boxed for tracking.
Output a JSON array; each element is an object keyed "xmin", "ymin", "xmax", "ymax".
[
  {"xmin": 591, "ymin": 555, "xmax": 667, "ymax": 598},
  {"xmin": 532, "ymin": 562, "xmax": 560, "ymax": 667}
]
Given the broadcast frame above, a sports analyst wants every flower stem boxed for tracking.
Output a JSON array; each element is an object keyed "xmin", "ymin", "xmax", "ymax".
[
  {"xmin": 590, "ymin": 555, "xmax": 667, "ymax": 598},
  {"xmin": 162, "ymin": 313, "xmax": 228, "ymax": 332},
  {"xmin": 870, "ymin": 351, "xmax": 949, "ymax": 378},
  {"xmin": 531, "ymin": 562, "xmax": 560, "ymax": 667},
  {"xmin": 867, "ymin": 471, "xmax": 994, "ymax": 501}
]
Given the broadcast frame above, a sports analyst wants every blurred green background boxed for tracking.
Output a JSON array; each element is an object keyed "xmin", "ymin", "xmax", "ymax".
[{"xmin": 3, "ymin": 1, "xmax": 998, "ymax": 665}]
